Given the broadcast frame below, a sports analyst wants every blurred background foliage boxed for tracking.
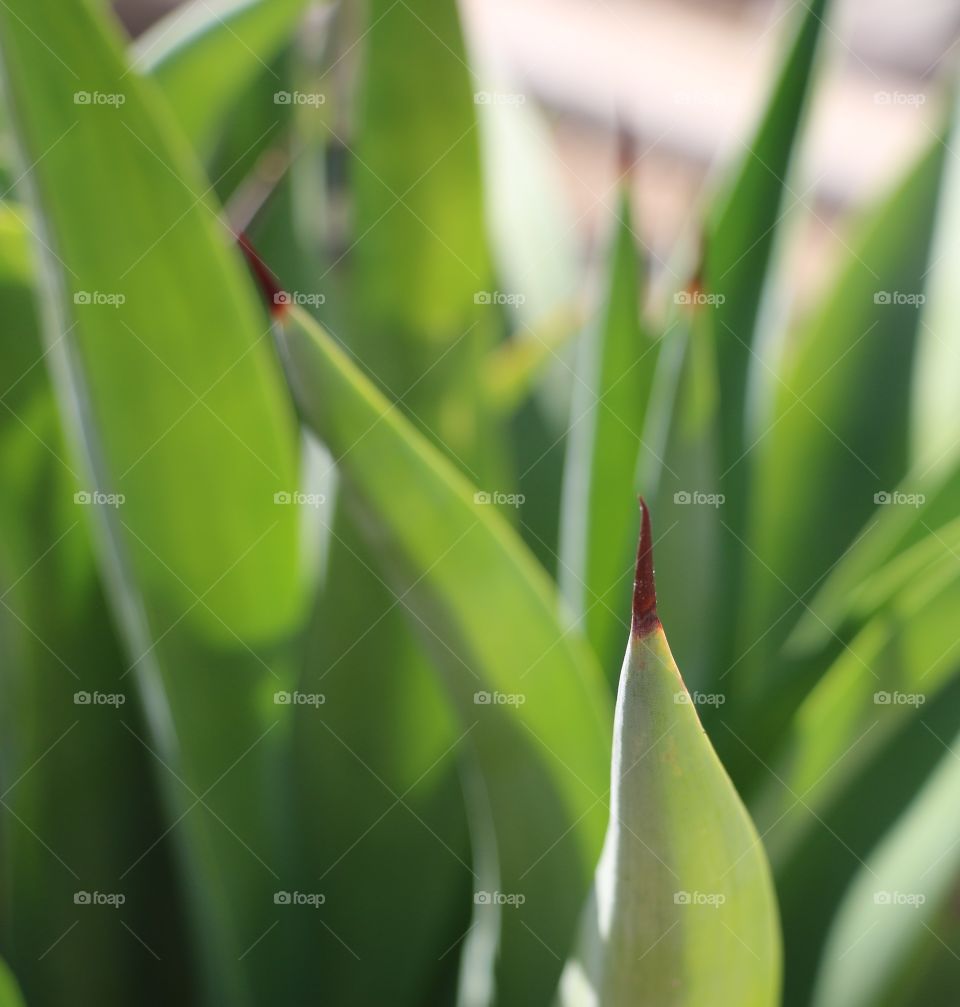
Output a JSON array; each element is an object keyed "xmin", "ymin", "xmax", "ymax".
[{"xmin": 1, "ymin": 0, "xmax": 959, "ymax": 1005}]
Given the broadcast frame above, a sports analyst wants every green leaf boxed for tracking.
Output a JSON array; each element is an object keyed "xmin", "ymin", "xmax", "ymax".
[
  {"xmin": 347, "ymin": 0, "xmax": 504, "ymax": 483},
  {"xmin": 705, "ymin": 0, "xmax": 827, "ymax": 475},
  {"xmin": 558, "ymin": 502, "xmax": 780, "ymax": 1007},
  {"xmin": 788, "ymin": 462, "xmax": 960, "ymax": 657},
  {"xmin": 704, "ymin": 0, "xmax": 828, "ymax": 677},
  {"xmin": 757, "ymin": 551, "xmax": 960, "ymax": 873},
  {"xmin": 737, "ymin": 130, "xmax": 950, "ymax": 732},
  {"xmin": 0, "ymin": 958, "xmax": 25, "ymax": 1007},
  {"xmin": 135, "ymin": 0, "xmax": 311, "ymax": 156},
  {"xmin": 0, "ymin": 0, "xmax": 306, "ymax": 1000},
  {"xmin": 0, "ymin": 206, "xmax": 189, "ymax": 1004},
  {"xmin": 559, "ymin": 190, "xmax": 660, "ymax": 680},
  {"xmin": 274, "ymin": 302, "xmax": 612, "ymax": 1006},
  {"xmin": 812, "ymin": 723, "xmax": 960, "ymax": 1007}
]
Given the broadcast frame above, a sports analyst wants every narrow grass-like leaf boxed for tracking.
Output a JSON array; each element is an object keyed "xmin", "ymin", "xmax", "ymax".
[
  {"xmin": 704, "ymin": 0, "xmax": 828, "ymax": 676},
  {"xmin": 560, "ymin": 189, "xmax": 659, "ymax": 680},
  {"xmin": 788, "ymin": 461, "xmax": 960, "ymax": 656},
  {"xmin": 558, "ymin": 501, "xmax": 780, "ymax": 1007},
  {"xmin": 271, "ymin": 301, "xmax": 612, "ymax": 1006}
]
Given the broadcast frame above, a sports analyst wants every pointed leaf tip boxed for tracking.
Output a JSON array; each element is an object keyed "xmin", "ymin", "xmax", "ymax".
[
  {"xmin": 236, "ymin": 231, "xmax": 287, "ymax": 317},
  {"xmin": 632, "ymin": 497, "xmax": 659, "ymax": 637}
]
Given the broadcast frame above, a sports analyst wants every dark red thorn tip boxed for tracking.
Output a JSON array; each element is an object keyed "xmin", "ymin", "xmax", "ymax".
[
  {"xmin": 236, "ymin": 231, "xmax": 287, "ymax": 318},
  {"xmin": 632, "ymin": 497, "xmax": 660, "ymax": 638}
]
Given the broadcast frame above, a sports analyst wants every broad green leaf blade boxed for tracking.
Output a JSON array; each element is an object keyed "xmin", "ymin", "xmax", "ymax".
[
  {"xmin": 559, "ymin": 190, "xmax": 659, "ymax": 680},
  {"xmin": 274, "ymin": 303, "xmax": 612, "ymax": 1006},
  {"xmin": 291, "ymin": 508, "xmax": 472, "ymax": 1006},
  {"xmin": 135, "ymin": 0, "xmax": 311, "ymax": 155},
  {"xmin": 812, "ymin": 725, "xmax": 960, "ymax": 1007},
  {"xmin": 738, "ymin": 130, "xmax": 950, "ymax": 729},
  {"xmin": 0, "ymin": 0, "xmax": 306, "ymax": 1000},
  {"xmin": 348, "ymin": 0, "xmax": 505, "ymax": 483},
  {"xmin": 558, "ymin": 503, "xmax": 780, "ymax": 1007},
  {"xmin": 0, "ymin": 205, "xmax": 190, "ymax": 1005}
]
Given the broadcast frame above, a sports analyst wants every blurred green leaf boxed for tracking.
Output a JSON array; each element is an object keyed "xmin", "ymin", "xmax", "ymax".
[
  {"xmin": 0, "ymin": 0, "xmax": 307, "ymax": 1000},
  {"xmin": 348, "ymin": 0, "xmax": 504, "ymax": 482},
  {"xmin": 789, "ymin": 462, "xmax": 960, "ymax": 656},
  {"xmin": 738, "ymin": 131, "xmax": 949, "ymax": 737},
  {"xmin": 705, "ymin": 0, "xmax": 827, "ymax": 475},
  {"xmin": 558, "ymin": 504, "xmax": 780, "ymax": 1007},
  {"xmin": 758, "ymin": 553, "xmax": 960, "ymax": 872},
  {"xmin": 0, "ymin": 958, "xmax": 24, "ymax": 1007},
  {"xmin": 559, "ymin": 191, "xmax": 659, "ymax": 681},
  {"xmin": 812, "ymin": 722, "xmax": 960, "ymax": 1007},
  {"xmin": 136, "ymin": 0, "xmax": 312, "ymax": 156},
  {"xmin": 0, "ymin": 206, "xmax": 190, "ymax": 1005},
  {"xmin": 704, "ymin": 0, "xmax": 828, "ymax": 675},
  {"xmin": 276, "ymin": 303, "xmax": 612, "ymax": 1006}
]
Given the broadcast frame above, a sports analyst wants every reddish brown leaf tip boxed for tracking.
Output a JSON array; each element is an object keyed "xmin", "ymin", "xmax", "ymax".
[
  {"xmin": 236, "ymin": 231, "xmax": 287, "ymax": 318},
  {"xmin": 632, "ymin": 497, "xmax": 660, "ymax": 637}
]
